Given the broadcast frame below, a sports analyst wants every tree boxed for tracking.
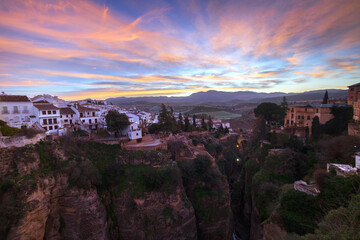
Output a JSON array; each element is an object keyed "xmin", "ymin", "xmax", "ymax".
[
  {"xmin": 184, "ymin": 116, "xmax": 190, "ymax": 132},
  {"xmin": 311, "ymin": 116, "xmax": 321, "ymax": 141},
  {"xmin": 105, "ymin": 110, "xmax": 130, "ymax": 136},
  {"xmin": 207, "ymin": 115, "xmax": 213, "ymax": 131},
  {"xmin": 224, "ymin": 126, "xmax": 229, "ymax": 134},
  {"xmin": 201, "ymin": 116, "xmax": 207, "ymax": 130},
  {"xmin": 159, "ymin": 103, "xmax": 170, "ymax": 125},
  {"xmin": 280, "ymin": 97, "xmax": 289, "ymax": 117},
  {"xmin": 193, "ymin": 114, "xmax": 196, "ymax": 127},
  {"xmin": 254, "ymin": 102, "xmax": 284, "ymax": 123},
  {"xmin": 323, "ymin": 106, "xmax": 353, "ymax": 136},
  {"xmin": 322, "ymin": 90, "xmax": 328, "ymax": 104},
  {"xmin": 178, "ymin": 112, "xmax": 184, "ymax": 131},
  {"xmin": 158, "ymin": 103, "xmax": 178, "ymax": 133}
]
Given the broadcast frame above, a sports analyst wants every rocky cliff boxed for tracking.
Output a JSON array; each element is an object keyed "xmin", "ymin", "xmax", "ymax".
[{"xmin": 0, "ymin": 137, "xmax": 233, "ymax": 240}]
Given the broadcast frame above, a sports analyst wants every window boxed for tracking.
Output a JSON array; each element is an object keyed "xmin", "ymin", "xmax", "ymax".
[
  {"xmin": 48, "ymin": 111, "xmax": 51, "ymax": 114},
  {"xmin": 43, "ymin": 127, "xmax": 47, "ymax": 131},
  {"xmin": 92, "ymin": 112, "xmax": 95, "ymax": 116},
  {"xmin": 60, "ymin": 115, "xmax": 63, "ymax": 118},
  {"xmin": 82, "ymin": 120, "xmax": 85, "ymax": 123},
  {"xmin": 351, "ymin": 88, "xmax": 354, "ymax": 91},
  {"xmin": 13, "ymin": 106, "xmax": 19, "ymax": 114},
  {"xmin": 49, "ymin": 119, "xmax": 53, "ymax": 124},
  {"xmin": 286, "ymin": 120, "xmax": 289, "ymax": 124},
  {"xmin": 43, "ymin": 119, "xmax": 47, "ymax": 125},
  {"xmin": 291, "ymin": 108, "xmax": 294, "ymax": 112},
  {"xmin": 298, "ymin": 115, "xmax": 300, "ymax": 119},
  {"xmin": 65, "ymin": 119, "xmax": 68, "ymax": 122},
  {"xmin": 49, "ymin": 126, "xmax": 53, "ymax": 130},
  {"xmin": 55, "ymin": 126, "xmax": 58, "ymax": 129},
  {"xmin": 54, "ymin": 119, "xmax": 57, "ymax": 124},
  {"xmin": 42, "ymin": 111, "xmax": 46, "ymax": 115},
  {"xmin": 136, "ymin": 133, "xmax": 139, "ymax": 136},
  {"xmin": 291, "ymin": 114, "xmax": 294, "ymax": 118},
  {"xmin": 22, "ymin": 106, "xmax": 29, "ymax": 113},
  {"xmin": 66, "ymin": 115, "xmax": 68, "ymax": 118},
  {"xmin": 80, "ymin": 113, "xmax": 83, "ymax": 117},
  {"xmin": 95, "ymin": 119, "xmax": 97, "ymax": 123},
  {"xmin": 89, "ymin": 119, "xmax": 92, "ymax": 124},
  {"xmin": 302, "ymin": 116, "xmax": 304, "ymax": 120},
  {"xmin": 307, "ymin": 116, "xmax": 310, "ymax": 120},
  {"xmin": 316, "ymin": 108, "xmax": 319, "ymax": 113},
  {"xmin": 291, "ymin": 120, "xmax": 294, "ymax": 125},
  {"xmin": 71, "ymin": 114, "xmax": 73, "ymax": 117},
  {"xmin": 2, "ymin": 106, "xmax": 9, "ymax": 114},
  {"xmin": 53, "ymin": 110, "xmax": 56, "ymax": 114}
]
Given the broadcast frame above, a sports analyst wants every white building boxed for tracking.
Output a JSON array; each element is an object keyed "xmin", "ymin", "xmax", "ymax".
[
  {"xmin": 0, "ymin": 94, "xmax": 35, "ymax": 128},
  {"xmin": 59, "ymin": 107, "xmax": 77, "ymax": 128},
  {"xmin": 73, "ymin": 105, "xmax": 102, "ymax": 131},
  {"xmin": 33, "ymin": 101, "xmax": 60, "ymax": 133},
  {"xmin": 32, "ymin": 94, "xmax": 67, "ymax": 108},
  {"xmin": 126, "ymin": 113, "xmax": 140, "ymax": 125},
  {"xmin": 122, "ymin": 122, "xmax": 142, "ymax": 140}
]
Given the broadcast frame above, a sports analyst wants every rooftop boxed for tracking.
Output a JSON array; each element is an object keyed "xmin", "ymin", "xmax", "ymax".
[
  {"xmin": 33, "ymin": 103, "xmax": 59, "ymax": 110},
  {"xmin": 0, "ymin": 95, "xmax": 31, "ymax": 102},
  {"xmin": 76, "ymin": 106, "xmax": 100, "ymax": 112},
  {"xmin": 59, "ymin": 107, "xmax": 75, "ymax": 115},
  {"xmin": 348, "ymin": 82, "xmax": 360, "ymax": 88}
]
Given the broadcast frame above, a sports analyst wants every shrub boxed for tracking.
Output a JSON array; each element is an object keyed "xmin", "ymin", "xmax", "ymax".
[
  {"xmin": 0, "ymin": 124, "xmax": 19, "ymax": 136},
  {"xmin": 280, "ymin": 189, "xmax": 320, "ymax": 235}
]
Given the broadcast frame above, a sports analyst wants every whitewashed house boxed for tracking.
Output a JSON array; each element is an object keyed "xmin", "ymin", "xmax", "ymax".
[
  {"xmin": 59, "ymin": 107, "xmax": 77, "ymax": 128},
  {"xmin": 122, "ymin": 122, "xmax": 142, "ymax": 140},
  {"xmin": 72, "ymin": 105, "xmax": 102, "ymax": 131},
  {"xmin": 0, "ymin": 94, "xmax": 35, "ymax": 128},
  {"xmin": 33, "ymin": 101, "xmax": 60, "ymax": 133}
]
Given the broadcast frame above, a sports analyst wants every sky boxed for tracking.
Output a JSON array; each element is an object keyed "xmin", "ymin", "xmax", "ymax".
[{"xmin": 0, "ymin": 0, "xmax": 360, "ymax": 100}]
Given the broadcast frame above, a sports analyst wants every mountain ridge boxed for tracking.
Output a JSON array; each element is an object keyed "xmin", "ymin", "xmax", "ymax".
[{"xmin": 106, "ymin": 89, "xmax": 347, "ymax": 104}]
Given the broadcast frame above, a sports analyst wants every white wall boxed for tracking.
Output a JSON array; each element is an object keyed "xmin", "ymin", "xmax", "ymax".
[{"xmin": 0, "ymin": 101, "xmax": 34, "ymax": 128}]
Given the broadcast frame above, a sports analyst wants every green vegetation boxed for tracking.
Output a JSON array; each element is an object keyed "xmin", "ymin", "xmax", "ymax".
[
  {"xmin": 105, "ymin": 109, "xmax": 130, "ymax": 135},
  {"xmin": 0, "ymin": 120, "xmax": 19, "ymax": 136}
]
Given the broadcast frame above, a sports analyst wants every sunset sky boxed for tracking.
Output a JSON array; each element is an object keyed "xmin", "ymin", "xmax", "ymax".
[{"xmin": 0, "ymin": 0, "xmax": 360, "ymax": 100}]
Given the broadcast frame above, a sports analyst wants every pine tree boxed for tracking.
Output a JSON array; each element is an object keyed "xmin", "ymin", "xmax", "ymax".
[
  {"xmin": 178, "ymin": 112, "xmax": 184, "ymax": 131},
  {"xmin": 280, "ymin": 96, "xmax": 289, "ymax": 116},
  {"xmin": 322, "ymin": 90, "xmax": 329, "ymax": 104},
  {"xmin": 207, "ymin": 115, "xmax": 213, "ymax": 131},
  {"xmin": 201, "ymin": 116, "xmax": 207, "ymax": 130},
  {"xmin": 184, "ymin": 116, "xmax": 190, "ymax": 132}
]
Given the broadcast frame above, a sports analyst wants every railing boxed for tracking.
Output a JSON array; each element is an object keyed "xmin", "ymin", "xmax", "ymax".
[
  {"xmin": 1, "ymin": 110, "xmax": 9, "ymax": 114},
  {"xmin": 13, "ymin": 110, "xmax": 20, "ymax": 114}
]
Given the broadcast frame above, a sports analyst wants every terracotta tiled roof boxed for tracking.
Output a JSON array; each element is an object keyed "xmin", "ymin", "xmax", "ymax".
[
  {"xmin": 59, "ymin": 107, "xmax": 75, "ymax": 115},
  {"xmin": 0, "ymin": 95, "xmax": 30, "ymax": 102},
  {"xmin": 76, "ymin": 106, "xmax": 100, "ymax": 112},
  {"xmin": 33, "ymin": 104, "xmax": 59, "ymax": 110},
  {"xmin": 32, "ymin": 100, "xmax": 50, "ymax": 104}
]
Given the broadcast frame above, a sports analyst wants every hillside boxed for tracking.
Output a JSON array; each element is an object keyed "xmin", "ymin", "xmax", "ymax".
[{"xmin": 106, "ymin": 89, "xmax": 347, "ymax": 105}]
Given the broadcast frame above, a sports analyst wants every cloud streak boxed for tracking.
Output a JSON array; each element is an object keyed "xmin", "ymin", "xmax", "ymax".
[{"xmin": 0, "ymin": 0, "xmax": 359, "ymax": 99}]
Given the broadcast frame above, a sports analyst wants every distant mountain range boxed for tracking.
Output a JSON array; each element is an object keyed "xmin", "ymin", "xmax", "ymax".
[{"xmin": 106, "ymin": 89, "xmax": 348, "ymax": 104}]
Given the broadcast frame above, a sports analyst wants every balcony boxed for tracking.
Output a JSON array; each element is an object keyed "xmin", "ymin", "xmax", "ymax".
[
  {"xmin": 22, "ymin": 110, "xmax": 29, "ymax": 114},
  {"xmin": 13, "ymin": 110, "xmax": 20, "ymax": 114},
  {"xmin": 1, "ymin": 110, "xmax": 9, "ymax": 114}
]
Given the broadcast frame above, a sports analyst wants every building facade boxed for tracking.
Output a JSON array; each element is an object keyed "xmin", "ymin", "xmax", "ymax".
[
  {"xmin": 0, "ymin": 94, "xmax": 35, "ymax": 128},
  {"xmin": 33, "ymin": 102, "xmax": 60, "ymax": 132}
]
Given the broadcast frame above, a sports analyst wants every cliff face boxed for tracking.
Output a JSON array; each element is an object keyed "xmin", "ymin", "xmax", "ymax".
[
  {"xmin": 113, "ymin": 187, "xmax": 197, "ymax": 240},
  {"xmin": 0, "ymin": 139, "xmax": 234, "ymax": 240}
]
